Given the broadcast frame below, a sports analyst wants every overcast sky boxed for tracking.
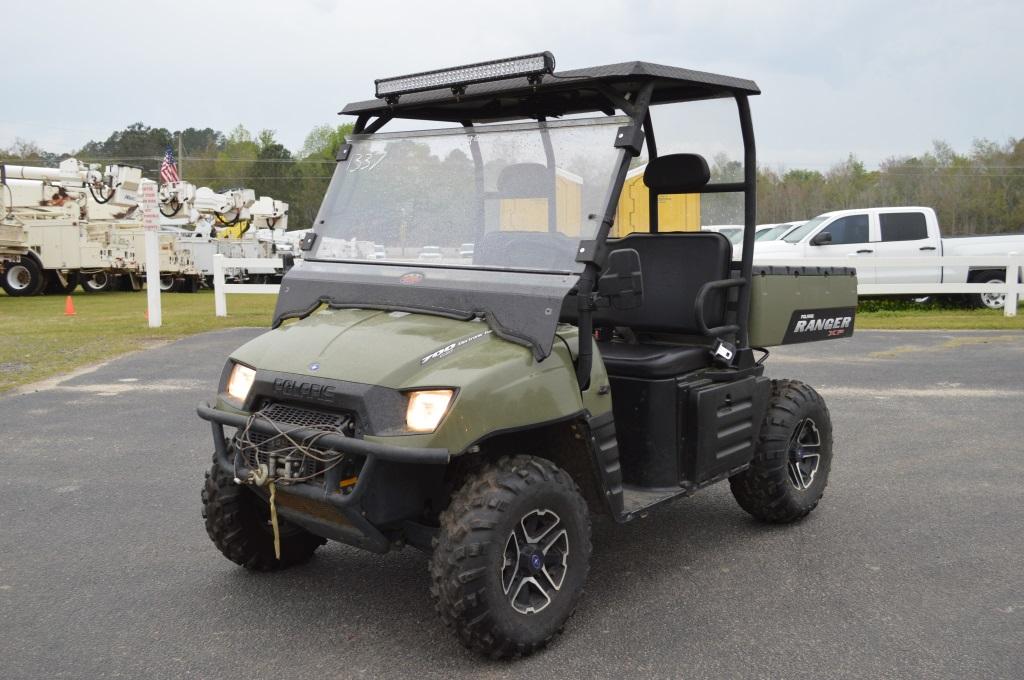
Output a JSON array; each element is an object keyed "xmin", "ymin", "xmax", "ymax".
[{"xmin": 2, "ymin": 0, "xmax": 1021, "ymax": 170}]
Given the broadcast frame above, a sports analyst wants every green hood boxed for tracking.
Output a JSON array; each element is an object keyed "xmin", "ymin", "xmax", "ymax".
[
  {"xmin": 227, "ymin": 308, "xmax": 611, "ymax": 453},
  {"xmin": 232, "ymin": 308, "xmax": 511, "ymax": 389}
]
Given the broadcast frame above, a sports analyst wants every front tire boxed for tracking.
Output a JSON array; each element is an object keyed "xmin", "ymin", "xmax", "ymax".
[
  {"xmin": 730, "ymin": 380, "xmax": 833, "ymax": 523},
  {"xmin": 202, "ymin": 462, "xmax": 325, "ymax": 571},
  {"xmin": 430, "ymin": 455, "xmax": 591, "ymax": 658},
  {"xmin": 2, "ymin": 257, "xmax": 46, "ymax": 296}
]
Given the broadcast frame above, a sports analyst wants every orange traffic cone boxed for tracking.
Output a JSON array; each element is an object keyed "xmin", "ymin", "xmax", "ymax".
[{"xmin": 64, "ymin": 295, "xmax": 76, "ymax": 316}]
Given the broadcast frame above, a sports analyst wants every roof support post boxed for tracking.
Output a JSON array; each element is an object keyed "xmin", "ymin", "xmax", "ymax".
[
  {"xmin": 735, "ymin": 95, "xmax": 757, "ymax": 353},
  {"xmin": 574, "ymin": 82, "xmax": 656, "ymax": 390},
  {"xmin": 643, "ymin": 111, "xmax": 659, "ymax": 233}
]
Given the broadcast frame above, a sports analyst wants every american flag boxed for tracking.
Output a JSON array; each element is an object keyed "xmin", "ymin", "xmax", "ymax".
[{"xmin": 160, "ymin": 146, "xmax": 180, "ymax": 183}]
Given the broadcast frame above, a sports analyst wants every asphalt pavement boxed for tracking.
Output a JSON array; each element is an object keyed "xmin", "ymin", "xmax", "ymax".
[{"xmin": 1, "ymin": 328, "xmax": 1022, "ymax": 679}]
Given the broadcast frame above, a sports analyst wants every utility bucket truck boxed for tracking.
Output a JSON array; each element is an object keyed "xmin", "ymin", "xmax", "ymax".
[
  {"xmin": 0, "ymin": 159, "xmax": 200, "ymax": 295},
  {"xmin": 196, "ymin": 53, "xmax": 857, "ymax": 657},
  {"xmin": 163, "ymin": 184, "xmax": 291, "ymax": 285}
]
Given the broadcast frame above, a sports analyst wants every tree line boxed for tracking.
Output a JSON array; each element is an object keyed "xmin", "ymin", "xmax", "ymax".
[
  {"xmin": 2, "ymin": 125, "xmax": 1021, "ymax": 234},
  {"xmin": 748, "ymin": 138, "xmax": 1023, "ymax": 234}
]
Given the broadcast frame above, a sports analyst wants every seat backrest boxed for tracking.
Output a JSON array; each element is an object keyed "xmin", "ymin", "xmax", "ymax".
[
  {"xmin": 643, "ymin": 153, "xmax": 710, "ymax": 194},
  {"xmin": 561, "ymin": 232, "xmax": 732, "ymax": 335},
  {"xmin": 496, "ymin": 162, "xmax": 553, "ymax": 198}
]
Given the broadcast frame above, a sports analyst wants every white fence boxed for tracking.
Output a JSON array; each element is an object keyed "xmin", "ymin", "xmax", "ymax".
[
  {"xmin": 211, "ymin": 252, "xmax": 1023, "ymax": 319},
  {"xmin": 212, "ymin": 254, "xmax": 282, "ymax": 317},
  {"xmin": 753, "ymin": 254, "xmax": 1022, "ymax": 317}
]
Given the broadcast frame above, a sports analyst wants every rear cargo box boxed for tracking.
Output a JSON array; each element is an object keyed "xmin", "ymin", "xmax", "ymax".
[{"xmin": 748, "ymin": 265, "xmax": 857, "ymax": 347}]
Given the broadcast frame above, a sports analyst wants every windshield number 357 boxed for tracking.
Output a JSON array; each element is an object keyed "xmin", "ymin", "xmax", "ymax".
[{"xmin": 348, "ymin": 152, "xmax": 387, "ymax": 172}]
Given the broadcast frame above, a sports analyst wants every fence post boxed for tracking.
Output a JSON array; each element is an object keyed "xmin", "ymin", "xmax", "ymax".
[
  {"xmin": 213, "ymin": 254, "xmax": 227, "ymax": 317},
  {"xmin": 1005, "ymin": 254, "xmax": 1020, "ymax": 318}
]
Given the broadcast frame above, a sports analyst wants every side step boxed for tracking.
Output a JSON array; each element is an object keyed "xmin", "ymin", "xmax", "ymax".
[
  {"xmin": 620, "ymin": 484, "xmax": 691, "ymax": 521},
  {"xmin": 618, "ymin": 461, "xmax": 751, "ymax": 522}
]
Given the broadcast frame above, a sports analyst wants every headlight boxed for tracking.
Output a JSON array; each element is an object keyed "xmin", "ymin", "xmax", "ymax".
[
  {"xmin": 225, "ymin": 363, "xmax": 256, "ymax": 406},
  {"xmin": 405, "ymin": 389, "xmax": 454, "ymax": 433}
]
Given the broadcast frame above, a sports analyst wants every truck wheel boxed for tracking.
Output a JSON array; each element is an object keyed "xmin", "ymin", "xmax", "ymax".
[
  {"xmin": 970, "ymin": 272, "xmax": 1006, "ymax": 310},
  {"xmin": 44, "ymin": 270, "xmax": 80, "ymax": 294},
  {"xmin": 201, "ymin": 462, "xmax": 325, "ymax": 571},
  {"xmin": 730, "ymin": 380, "xmax": 833, "ymax": 523},
  {"xmin": 159, "ymin": 275, "xmax": 177, "ymax": 292},
  {"xmin": 2, "ymin": 258, "xmax": 46, "ymax": 296},
  {"xmin": 430, "ymin": 455, "xmax": 591, "ymax": 659},
  {"xmin": 80, "ymin": 271, "xmax": 114, "ymax": 293}
]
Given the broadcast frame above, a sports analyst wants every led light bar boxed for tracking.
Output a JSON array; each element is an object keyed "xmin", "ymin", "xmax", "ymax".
[{"xmin": 375, "ymin": 51, "xmax": 555, "ymax": 99}]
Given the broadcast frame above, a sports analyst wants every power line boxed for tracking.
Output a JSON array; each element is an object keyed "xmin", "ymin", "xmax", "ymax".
[{"xmin": 178, "ymin": 176, "xmax": 335, "ymax": 180}]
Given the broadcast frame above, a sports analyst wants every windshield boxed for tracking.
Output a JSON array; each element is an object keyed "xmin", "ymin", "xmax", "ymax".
[
  {"xmin": 782, "ymin": 215, "xmax": 830, "ymax": 243},
  {"xmin": 756, "ymin": 223, "xmax": 795, "ymax": 241},
  {"xmin": 722, "ymin": 228, "xmax": 744, "ymax": 244},
  {"xmin": 311, "ymin": 117, "xmax": 627, "ymax": 274}
]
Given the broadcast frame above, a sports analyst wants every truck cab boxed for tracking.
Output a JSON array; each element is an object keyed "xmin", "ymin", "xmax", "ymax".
[
  {"xmin": 755, "ymin": 206, "xmax": 943, "ymax": 283},
  {"xmin": 754, "ymin": 206, "xmax": 1023, "ymax": 308}
]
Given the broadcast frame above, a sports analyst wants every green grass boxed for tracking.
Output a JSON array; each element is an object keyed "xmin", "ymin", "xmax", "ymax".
[
  {"xmin": 0, "ymin": 290, "xmax": 277, "ymax": 392},
  {"xmin": 0, "ymin": 290, "xmax": 1020, "ymax": 392},
  {"xmin": 856, "ymin": 297, "xmax": 1024, "ymax": 330}
]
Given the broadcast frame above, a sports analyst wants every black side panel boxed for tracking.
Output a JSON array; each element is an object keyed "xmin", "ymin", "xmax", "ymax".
[
  {"xmin": 682, "ymin": 376, "xmax": 769, "ymax": 484},
  {"xmin": 607, "ymin": 376, "xmax": 681, "ymax": 487},
  {"xmin": 587, "ymin": 410, "xmax": 624, "ymax": 518}
]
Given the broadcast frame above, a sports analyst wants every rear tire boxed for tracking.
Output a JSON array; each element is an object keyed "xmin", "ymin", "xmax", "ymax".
[
  {"xmin": 430, "ymin": 455, "xmax": 591, "ymax": 659},
  {"xmin": 201, "ymin": 461, "xmax": 325, "ymax": 571},
  {"xmin": 730, "ymin": 379, "xmax": 833, "ymax": 523},
  {"xmin": 970, "ymin": 271, "xmax": 1007, "ymax": 310},
  {"xmin": 80, "ymin": 271, "xmax": 114, "ymax": 293},
  {"xmin": 2, "ymin": 257, "xmax": 46, "ymax": 296}
]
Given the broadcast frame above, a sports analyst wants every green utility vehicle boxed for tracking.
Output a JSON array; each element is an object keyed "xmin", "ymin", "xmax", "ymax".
[{"xmin": 198, "ymin": 53, "xmax": 857, "ymax": 658}]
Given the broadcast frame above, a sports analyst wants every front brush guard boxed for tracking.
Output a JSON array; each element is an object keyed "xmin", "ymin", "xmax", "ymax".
[{"xmin": 197, "ymin": 402, "xmax": 450, "ymax": 552}]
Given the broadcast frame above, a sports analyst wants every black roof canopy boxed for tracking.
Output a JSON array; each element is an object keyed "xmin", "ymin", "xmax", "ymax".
[{"xmin": 341, "ymin": 61, "xmax": 760, "ymax": 124}]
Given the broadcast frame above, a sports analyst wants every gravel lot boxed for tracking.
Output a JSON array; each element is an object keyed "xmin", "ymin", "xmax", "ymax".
[{"xmin": 1, "ymin": 328, "xmax": 1022, "ymax": 679}]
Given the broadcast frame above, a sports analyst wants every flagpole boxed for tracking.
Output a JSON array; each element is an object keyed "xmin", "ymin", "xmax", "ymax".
[{"xmin": 178, "ymin": 135, "xmax": 184, "ymax": 180}]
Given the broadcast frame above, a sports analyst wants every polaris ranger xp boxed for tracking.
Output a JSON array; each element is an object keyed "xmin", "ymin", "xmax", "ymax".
[{"xmin": 198, "ymin": 53, "xmax": 857, "ymax": 658}]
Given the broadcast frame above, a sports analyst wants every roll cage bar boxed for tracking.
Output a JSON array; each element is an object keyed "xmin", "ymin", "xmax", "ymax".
[{"xmin": 338, "ymin": 61, "xmax": 761, "ymax": 387}]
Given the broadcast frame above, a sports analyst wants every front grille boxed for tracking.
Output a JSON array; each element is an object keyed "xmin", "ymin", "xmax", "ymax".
[
  {"xmin": 260, "ymin": 402, "xmax": 349, "ymax": 431},
  {"xmin": 234, "ymin": 402, "xmax": 355, "ymax": 481}
]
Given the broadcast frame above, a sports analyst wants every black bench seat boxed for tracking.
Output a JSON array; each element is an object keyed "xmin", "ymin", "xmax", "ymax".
[{"xmin": 596, "ymin": 341, "xmax": 710, "ymax": 379}]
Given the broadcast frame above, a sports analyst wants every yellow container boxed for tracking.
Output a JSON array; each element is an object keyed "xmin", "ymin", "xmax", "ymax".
[
  {"xmin": 499, "ymin": 168, "xmax": 583, "ymax": 236},
  {"xmin": 613, "ymin": 163, "xmax": 700, "ymax": 237}
]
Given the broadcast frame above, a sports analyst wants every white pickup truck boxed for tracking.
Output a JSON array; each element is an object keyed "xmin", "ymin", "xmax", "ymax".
[{"xmin": 752, "ymin": 206, "xmax": 1024, "ymax": 309}]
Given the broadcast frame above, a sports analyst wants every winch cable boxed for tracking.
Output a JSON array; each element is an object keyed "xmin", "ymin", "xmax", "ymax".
[
  {"xmin": 268, "ymin": 481, "xmax": 281, "ymax": 560},
  {"xmin": 235, "ymin": 412, "xmax": 350, "ymax": 562},
  {"xmin": 234, "ymin": 411, "xmax": 350, "ymax": 485}
]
